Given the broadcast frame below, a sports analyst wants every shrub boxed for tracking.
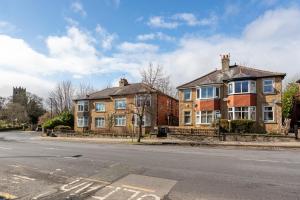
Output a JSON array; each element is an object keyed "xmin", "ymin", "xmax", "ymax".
[
  {"xmin": 54, "ymin": 125, "xmax": 72, "ymax": 131},
  {"xmin": 43, "ymin": 111, "xmax": 74, "ymax": 130},
  {"xmin": 230, "ymin": 120, "xmax": 256, "ymax": 133}
]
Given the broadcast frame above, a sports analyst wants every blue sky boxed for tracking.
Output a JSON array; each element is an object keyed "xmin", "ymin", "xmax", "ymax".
[{"xmin": 0, "ymin": 0, "xmax": 299, "ymax": 97}]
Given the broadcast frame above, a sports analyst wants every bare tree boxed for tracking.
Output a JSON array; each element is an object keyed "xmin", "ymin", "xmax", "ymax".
[
  {"xmin": 76, "ymin": 81, "xmax": 96, "ymax": 99},
  {"xmin": 47, "ymin": 81, "xmax": 75, "ymax": 115},
  {"xmin": 140, "ymin": 63, "xmax": 175, "ymax": 97}
]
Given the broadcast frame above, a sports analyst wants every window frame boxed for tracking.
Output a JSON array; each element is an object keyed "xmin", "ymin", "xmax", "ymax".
[
  {"xmin": 115, "ymin": 98, "xmax": 127, "ymax": 110},
  {"xmin": 228, "ymin": 106, "xmax": 256, "ymax": 120},
  {"xmin": 77, "ymin": 101, "xmax": 89, "ymax": 112},
  {"xmin": 183, "ymin": 111, "xmax": 191, "ymax": 125},
  {"xmin": 135, "ymin": 94, "xmax": 151, "ymax": 107},
  {"xmin": 263, "ymin": 105, "xmax": 275, "ymax": 123},
  {"xmin": 228, "ymin": 81, "xmax": 256, "ymax": 95},
  {"xmin": 115, "ymin": 115, "xmax": 126, "ymax": 126},
  {"xmin": 95, "ymin": 102, "xmax": 105, "ymax": 112},
  {"xmin": 263, "ymin": 79, "xmax": 275, "ymax": 94},
  {"xmin": 183, "ymin": 89, "xmax": 192, "ymax": 101},
  {"xmin": 196, "ymin": 86, "xmax": 220, "ymax": 100},
  {"xmin": 77, "ymin": 116, "xmax": 88, "ymax": 128},
  {"xmin": 95, "ymin": 117, "xmax": 105, "ymax": 128}
]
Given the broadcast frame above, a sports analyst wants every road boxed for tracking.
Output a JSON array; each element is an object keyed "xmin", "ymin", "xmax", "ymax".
[{"xmin": 0, "ymin": 131, "xmax": 300, "ymax": 200}]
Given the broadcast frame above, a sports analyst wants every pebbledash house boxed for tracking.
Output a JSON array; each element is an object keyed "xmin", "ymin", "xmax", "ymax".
[
  {"xmin": 177, "ymin": 55, "xmax": 286, "ymax": 133},
  {"xmin": 73, "ymin": 78, "xmax": 178, "ymax": 134}
]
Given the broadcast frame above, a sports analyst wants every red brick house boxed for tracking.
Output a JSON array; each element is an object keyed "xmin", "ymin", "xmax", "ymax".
[
  {"xmin": 177, "ymin": 55, "xmax": 286, "ymax": 133},
  {"xmin": 292, "ymin": 79, "xmax": 300, "ymax": 129},
  {"xmin": 74, "ymin": 78, "xmax": 178, "ymax": 134}
]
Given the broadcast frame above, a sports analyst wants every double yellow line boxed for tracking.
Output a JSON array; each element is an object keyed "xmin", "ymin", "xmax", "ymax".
[{"xmin": 0, "ymin": 192, "xmax": 17, "ymax": 199}]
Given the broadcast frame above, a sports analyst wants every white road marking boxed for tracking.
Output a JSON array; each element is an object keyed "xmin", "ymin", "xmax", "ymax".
[
  {"xmin": 122, "ymin": 185, "xmax": 155, "ymax": 193},
  {"xmin": 32, "ymin": 191, "xmax": 52, "ymax": 199},
  {"xmin": 73, "ymin": 182, "xmax": 93, "ymax": 194},
  {"xmin": 92, "ymin": 186, "xmax": 121, "ymax": 200},
  {"xmin": 13, "ymin": 175, "xmax": 35, "ymax": 181},
  {"xmin": 137, "ymin": 194, "xmax": 160, "ymax": 200},
  {"xmin": 0, "ymin": 146, "xmax": 12, "ymax": 150},
  {"xmin": 123, "ymin": 188, "xmax": 141, "ymax": 200}
]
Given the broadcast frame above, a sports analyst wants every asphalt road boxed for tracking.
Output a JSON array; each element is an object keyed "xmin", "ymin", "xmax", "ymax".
[{"xmin": 0, "ymin": 131, "xmax": 300, "ymax": 200}]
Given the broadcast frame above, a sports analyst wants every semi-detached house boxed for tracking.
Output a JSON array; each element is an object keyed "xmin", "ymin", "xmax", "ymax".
[
  {"xmin": 177, "ymin": 55, "xmax": 286, "ymax": 133},
  {"xmin": 74, "ymin": 78, "xmax": 179, "ymax": 134}
]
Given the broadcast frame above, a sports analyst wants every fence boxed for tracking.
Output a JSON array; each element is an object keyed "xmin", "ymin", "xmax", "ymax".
[{"xmin": 167, "ymin": 126, "xmax": 217, "ymax": 136}]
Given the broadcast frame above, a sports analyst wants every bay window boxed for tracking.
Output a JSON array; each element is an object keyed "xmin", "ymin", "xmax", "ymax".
[
  {"xmin": 228, "ymin": 107, "xmax": 256, "ymax": 120},
  {"xmin": 228, "ymin": 81, "xmax": 256, "ymax": 94},
  {"xmin": 196, "ymin": 110, "xmax": 220, "ymax": 124}
]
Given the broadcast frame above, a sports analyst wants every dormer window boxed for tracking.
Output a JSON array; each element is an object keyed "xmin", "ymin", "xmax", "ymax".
[
  {"xmin": 196, "ymin": 86, "xmax": 220, "ymax": 99},
  {"xmin": 228, "ymin": 80, "xmax": 256, "ymax": 95}
]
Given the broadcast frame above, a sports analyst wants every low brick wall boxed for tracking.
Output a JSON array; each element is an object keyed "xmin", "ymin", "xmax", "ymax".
[{"xmin": 0, "ymin": 127, "xmax": 23, "ymax": 132}]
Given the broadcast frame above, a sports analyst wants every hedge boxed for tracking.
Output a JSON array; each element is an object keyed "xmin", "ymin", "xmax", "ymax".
[{"xmin": 218, "ymin": 119, "xmax": 256, "ymax": 133}]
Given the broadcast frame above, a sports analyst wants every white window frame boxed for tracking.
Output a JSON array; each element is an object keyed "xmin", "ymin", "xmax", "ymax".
[
  {"xmin": 196, "ymin": 110, "xmax": 220, "ymax": 125},
  {"xmin": 263, "ymin": 105, "xmax": 275, "ymax": 122},
  {"xmin": 183, "ymin": 89, "xmax": 192, "ymax": 101},
  {"xmin": 95, "ymin": 117, "xmax": 105, "ymax": 128},
  {"xmin": 134, "ymin": 114, "xmax": 151, "ymax": 127},
  {"xmin": 228, "ymin": 106, "xmax": 256, "ymax": 120},
  {"xmin": 263, "ymin": 79, "xmax": 275, "ymax": 94},
  {"xmin": 95, "ymin": 102, "xmax": 105, "ymax": 112},
  {"xmin": 77, "ymin": 116, "xmax": 88, "ymax": 128},
  {"xmin": 200, "ymin": 111, "xmax": 214, "ymax": 124},
  {"xmin": 197, "ymin": 86, "xmax": 220, "ymax": 100},
  {"xmin": 228, "ymin": 81, "xmax": 256, "ymax": 95},
  {"xmin": 115, "ymin": 115, "xmax": 126, "ymax": 126},
  {"xmin": 184, "ymin": 111, "xmax": 191, "ymax": 125},
  {"xmin": 115, "ymin": 98, "xmax": 126, "ymax": 110},
  {"xmin": 135, "ymin": 94, "xmax": 151, "ymax": 107},
  {"xmin": 77, "ymin": 101, "xmax": 89, "ymax": 112}
]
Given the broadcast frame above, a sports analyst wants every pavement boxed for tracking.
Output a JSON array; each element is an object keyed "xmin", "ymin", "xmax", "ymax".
[
  {"xmin": 41, "ymin": 134, "xmax": 300, "ymax": 149},
  {"xmin": 0, "ymin": 131, "xmax": 300, "ymax": 200}
]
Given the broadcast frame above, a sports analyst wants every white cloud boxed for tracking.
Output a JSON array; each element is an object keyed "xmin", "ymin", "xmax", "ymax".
[
  {"xmin": 117, "ymin": 42, "xmax": 158, "ymax": 53},
  {"xmin": 71, "ymin": 1, "xmax": 87, "ymax": 17},
  {"xmin": 95, "ymin": 24, "xmax": 118, "ymax": 50},
  {"xmin": 224, "ymin": 4, "xmax": 240, "ymax": 16},
  {"xmin": 137, "ymin": 32, "xmax": 175, "ymax": 42},
  {"xmin": 0, "ymin": 21, "xmax": 17, "ymax": 34},
  {"xmin": 147, "ymin": 16, "xmax": 179, "ymax": 29},
  {"xmin": 147, "ymin": 13, "xmax": 217, "ymax": 29}
]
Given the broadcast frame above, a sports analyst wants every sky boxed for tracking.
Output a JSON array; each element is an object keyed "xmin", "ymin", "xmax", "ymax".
[{"xmin": 0, "ymin": 0, "xmax": 300, "ymax": 98}]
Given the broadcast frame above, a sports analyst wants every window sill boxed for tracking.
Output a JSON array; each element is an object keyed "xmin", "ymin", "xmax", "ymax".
[
  {"xmin": 95, "ymin": 111, "xmax": 106, "ymax": 113},
  {"xmin": 263, "ymin": 121, "xmax": 276, "ymax": 124},
  {"xmin": 263, "ymin": 92, "xmax": 276, "ymax": 95}
]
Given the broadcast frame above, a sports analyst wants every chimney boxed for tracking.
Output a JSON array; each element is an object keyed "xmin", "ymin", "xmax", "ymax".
[
  {"xmin": 221, "ymin": 54, "xmax": 230, "ymax": 71},
  {"xmin": 119, "ymin": 78, "xmax": 129, "ymax": 87}
]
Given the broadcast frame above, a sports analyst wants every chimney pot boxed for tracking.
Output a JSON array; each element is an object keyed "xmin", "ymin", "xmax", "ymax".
[
  {"xmin": 221, "ymin": 54, "xmax": 230, "ymax": 71},
  {"xmin": 119, "ymin": 78, "xmax": 129, "ymax": 87}
]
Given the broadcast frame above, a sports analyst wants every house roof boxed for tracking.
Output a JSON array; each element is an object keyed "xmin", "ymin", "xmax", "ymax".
[
  {"xmin": 74, "ymin": 83, "xmax": 176, "ymax": 101},
  {"xmin": 177, "ymin": 65, "xmax": 286, "ymax": 89}
]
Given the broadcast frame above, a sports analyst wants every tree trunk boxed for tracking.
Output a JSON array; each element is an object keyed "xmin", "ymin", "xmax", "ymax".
[{"xmin": 137, "ymin": 117, "xmax": 143, "ymax": 143}]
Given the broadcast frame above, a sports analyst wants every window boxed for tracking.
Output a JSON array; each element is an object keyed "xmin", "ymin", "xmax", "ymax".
[
  {"xmin": 134, "ymin": 114, "xmax": 151, "ymax": 127},
  {"xmin": 136, "ymin": 95, "xmax": 151, "ymax": 107},
  {"xmin": 95, "ymin": 117, "xmax": 105, "ymax": 128},
  {"xmin": 184, "ymin": 111, "xmax": 191, "ymax": 125},
  {"xmin": 115, "ymin": 99, "xmax": 126, "ymax": 109},
  {"xmin": 263, "ymin": 79, "xmax": 274, "ymax": 94},
  {"xmin": 197, "ymin": 86, "xmax": 220, "ymax": 99},
  {"xmin": 115, "ymin": 115, "xmax": 126, "ymax": 126},
  {"xmin": 183, "ymin": 89, "xmax": 191, "ymax": 101},
  {"xmin": 196, "ymin": 111, "xmax": 201, "ymax": 124},
  {"xmin": 228, "ymin": 81, "xmax": 256, "ymax": 94},
  {"xmin": 228, "ymin": 83, "xmax": 233, "ymax": 94},
  {"xmin": 263, "ymin": 106, "xmax": 274, "ymax": 122},
  {"xmin": 200, "ymin": 111, "xmax": 213, "ymax": 124},
  {"xmin": 228, "ymin": 107, "xmax": 256, "ymax": 120},
  {"xmin": 77, "ymin": 117, "xmax": 88, "ymax": 127},
  {"xmin": 78, "ymin": 101, "xmax": 88, "ymax": 112},
  {"xmin": 95, "ymin": 103, "xmax": 105, "ymax": 112}
]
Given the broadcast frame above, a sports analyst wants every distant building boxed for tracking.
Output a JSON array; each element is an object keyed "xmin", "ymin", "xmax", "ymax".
[
  {"xmin": 292, "ymin": 80, "xmax": 300, "ymax": 128},
  {"xmin": 73, "ymin": 78, "xmax": 179, "ymax": 134},
  {"xmin": 13, "ymin": 87, "xmax": 27, "ymax": 106}
]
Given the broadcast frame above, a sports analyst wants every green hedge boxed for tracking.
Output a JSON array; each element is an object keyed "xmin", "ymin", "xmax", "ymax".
[
  {"xmin": 43, "ymin": 112, "xmax": 74, "ymax": 130},
  {"xmin": 218, "ymin": 119, "xmax": 256, "ymax": 133}
]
